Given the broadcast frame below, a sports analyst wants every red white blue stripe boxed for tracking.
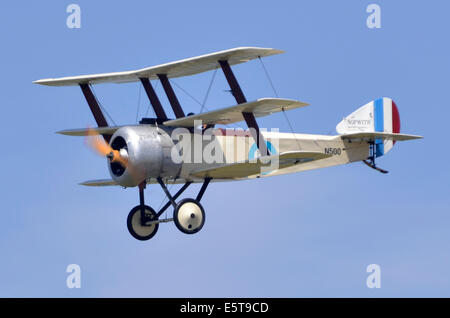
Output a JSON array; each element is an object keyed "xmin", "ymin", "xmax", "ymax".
[{"xmin": 374, "ymin": 97, "xmax": 401, "ymax": 157}]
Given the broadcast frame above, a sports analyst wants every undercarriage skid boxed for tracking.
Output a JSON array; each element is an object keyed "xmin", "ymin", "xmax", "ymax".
[{"xmin": 362, "ymin": 140, "xmax": 389, "ymax": 174}]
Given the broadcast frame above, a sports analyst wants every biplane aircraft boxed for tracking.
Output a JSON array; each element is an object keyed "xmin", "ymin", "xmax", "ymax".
[{"xmin": 34, "ymin": 47, "xmax": 422, "ymax": 241}]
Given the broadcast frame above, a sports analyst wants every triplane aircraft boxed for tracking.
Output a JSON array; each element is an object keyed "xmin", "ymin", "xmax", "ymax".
[{"xmin": 35, "ymin": 47, "xmax": 422, "ymax": 241}]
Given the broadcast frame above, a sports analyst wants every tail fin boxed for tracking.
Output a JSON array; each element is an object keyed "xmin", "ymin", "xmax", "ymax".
[{"xmin": 336, "ymin": 97, "xmax": 400, "ymax": 157}]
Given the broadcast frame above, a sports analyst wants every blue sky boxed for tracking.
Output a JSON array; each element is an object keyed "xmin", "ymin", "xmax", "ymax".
[{"xmin": 0, "ymin": 0, "xmax": 448, "ymax": 297}]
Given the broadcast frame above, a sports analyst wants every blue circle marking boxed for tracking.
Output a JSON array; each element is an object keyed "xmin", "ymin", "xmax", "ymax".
[{"xmin": 248, "ymin": 141, "xmax": 277, "ymax": 175}]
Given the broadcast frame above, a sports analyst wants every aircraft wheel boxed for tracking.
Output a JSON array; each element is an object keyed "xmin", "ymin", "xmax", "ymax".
[
  {"xmin": 173, "ymin": 198, "xmax": 205, "ymax": 234},
  {"xmin": 127, "ymin": 205, "xmax": 159, "ymax": 241}
]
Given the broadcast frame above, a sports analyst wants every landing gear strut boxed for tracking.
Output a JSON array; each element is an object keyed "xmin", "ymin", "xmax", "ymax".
[
  {"xmin": 126, "ymin": 178, "xmax": 212, "ymax": 241},
  {"xmin": 157, "ymin": 177, "xmax": 210, "ymax": 235},
  {"xmin": 126, "ymin": 182, "xmax": 159, "ymax": 241}
]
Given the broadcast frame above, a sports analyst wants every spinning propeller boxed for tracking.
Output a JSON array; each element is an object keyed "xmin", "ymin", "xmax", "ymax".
[{"xmin": 85, "ymin": 128, "xmax": 128, "ymax": 168}]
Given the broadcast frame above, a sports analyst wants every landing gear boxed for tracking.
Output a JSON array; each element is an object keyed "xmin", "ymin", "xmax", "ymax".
[
  {"xmin": 126, "ymin": 182, "xmax": 159, "ymax": 241},
  {"xmin": 126, "ymin": 178, "xmax": 212, "ymax": 241},
  {"xmin": 173, "ymin": 198, "xmax": 205, "ymax": 234},
  {"xmin": 127, "ymin": 205, "xmax": 159, "ymax": 241}
]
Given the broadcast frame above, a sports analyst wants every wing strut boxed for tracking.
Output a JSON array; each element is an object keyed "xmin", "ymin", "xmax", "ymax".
[
  {"xmin": 139, "ymin": 78, "xmax": 168, "ymax": 120},
  {"xmin": 218, "ymin": 60, "xmax": 269, "ymax": 156},
  {"xmin": 157, "ymin": 74, "xmax": 185, "ymax": 118},
  {"xmin": 79, "ymin": 84, "xmax": 111, "ymax": 143}
]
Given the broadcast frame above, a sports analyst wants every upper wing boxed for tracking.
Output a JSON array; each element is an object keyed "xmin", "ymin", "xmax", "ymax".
[
  {"xmin": 339, "ymin": 132, "xmax": 423, "ymax": 141},
  {"xmin": 190, "ymin": 151, "xmax": 331, "ymax": 179},
  {"xmin": 164, "ymin": 98, "xmax": 309, "ymax": 127},
  {"xmin": 33, "ymin": 47, "xmax": 283, "ymax": 87}
]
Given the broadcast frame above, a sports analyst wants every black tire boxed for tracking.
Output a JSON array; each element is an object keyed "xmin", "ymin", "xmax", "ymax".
[
  {"xmin": 173, "ymin": 198, "xmax": 205, "ymax": 234},
  {"xmin": 127, "ymin": 205, "xmax": 159, "ymax": 241}
]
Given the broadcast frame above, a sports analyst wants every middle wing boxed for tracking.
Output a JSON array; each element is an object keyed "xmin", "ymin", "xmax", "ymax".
[
  {"xmin": 57, "ymin": 126, "xmax": 122, "ymax": 136},
  {"xmin": 163, "ymin": 98, "xmax": 309, "ymax": 127},
  {"xmin": 190, "ymin": 151, "xmax": 331, "ymax": 179}
]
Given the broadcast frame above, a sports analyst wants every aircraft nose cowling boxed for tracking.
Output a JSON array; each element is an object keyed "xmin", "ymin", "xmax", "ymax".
[{"xmin": 107, "ymin": 125, "xmax": 181, "ymax": 187}]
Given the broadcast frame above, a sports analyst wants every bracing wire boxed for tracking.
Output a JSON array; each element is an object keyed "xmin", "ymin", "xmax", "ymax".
[
  {"xmin": 169, "ymin": 77, "xmax": 240, "ymax": 129},
  {"xmin": 282, "ymin": 108, "xmax": 302, "ymax": 151},
  {"xmin": 200, "ymin": 68, "xmax": 217, "ymax": 113},
  {"xmin": 170, "ymin": 79, "xmax": 203, "ymax": 106},
  {"xmin": 258, "ymin": 57, "xmax": 302, "ymax": 150},
  {"xmin": 90, "ymin": 84, "xmax": 117, "ymax": 126},
  {"xmin": 258, "ymin": 57, "xmax": 279, "ymax": 98},
  {"xmin": 135, "ymin": 83, "xmax": 142, "ymax": 124}
]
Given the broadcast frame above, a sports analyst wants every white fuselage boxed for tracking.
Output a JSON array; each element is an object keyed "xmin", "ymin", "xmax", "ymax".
[
  {"xmin": 108, "ymin": 125, "xmax": 371, "ymax": 186},
  {"xmin": 177, "ymin": 128, "xmax": 370, "ymax": 181}
]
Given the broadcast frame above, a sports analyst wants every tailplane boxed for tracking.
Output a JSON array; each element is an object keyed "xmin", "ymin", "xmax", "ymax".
[
  {"xmin": 337, "ymin": 97, "xmax": 401, "ymax": 157},
  {"xmin": 337, "ymin": 98, "xmax": 422, "ymax": 173}
]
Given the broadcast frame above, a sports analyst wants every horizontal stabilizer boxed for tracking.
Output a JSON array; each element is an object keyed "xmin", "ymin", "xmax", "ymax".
[
  {"xmin": 57, "ymin": 126, "xmax": 122, "ymax": 136},
  {"xmin": 34, "ymin": 47, "xmax": 283, "ymax": 87},
  {"xmin": 191, "ymin": 151, "xmax": 330, "ymax": 179},
  {"xmin": 339, "ymin": 132, "xmax": 423, "ymax": 142},
  {"xmin": 164, "ymin": 98, "xmax": 309, "ymax": 127}
]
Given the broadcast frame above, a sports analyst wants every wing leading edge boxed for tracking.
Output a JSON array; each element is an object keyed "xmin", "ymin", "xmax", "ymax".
[
  {"xmin": 33, "ymin": 47, "xmax": 283, "ymax": 87},
  {"xmin": 80, "ymin": 151, "xmax": 331, "ymax": 186},
  {"xmin": 163, "ymin": 98, "xmax": 309, "ymax": 127}
]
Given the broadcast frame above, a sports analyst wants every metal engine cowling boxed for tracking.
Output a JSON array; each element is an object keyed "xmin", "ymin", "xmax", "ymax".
[{"xmin": 107, "ymin": 125, "xmax": 181, "ymax": 187}]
